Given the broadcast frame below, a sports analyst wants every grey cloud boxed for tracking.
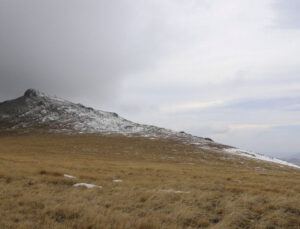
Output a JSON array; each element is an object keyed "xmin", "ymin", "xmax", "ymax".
[
  {"xmin": 214, "ymin": 123, "xmax": 300, "ymax": 155},
  {"xmin": 0, "ymin": 0, "xmax": 173, "ymax": 102},
  {"xmin": 272, "ymin": 0, "xmax": 300, "ymax": 29},
  {"xmin": 195, "ymin": 124, "xmax": 230, "ymax": 135},
  {"xmin": 220, "ymin": 97, "xmax": 300, "ymax": 111}
]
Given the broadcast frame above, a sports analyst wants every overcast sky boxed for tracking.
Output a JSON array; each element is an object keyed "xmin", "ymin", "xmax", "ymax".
[{"xmin": 1, "ymin": 0, "xmax": 300, "ymax": 157}]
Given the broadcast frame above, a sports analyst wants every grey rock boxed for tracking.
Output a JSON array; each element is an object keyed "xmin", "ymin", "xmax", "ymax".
[{"xmin": 24, "ymin": 89, "xmax": 40, "ymax": 97}]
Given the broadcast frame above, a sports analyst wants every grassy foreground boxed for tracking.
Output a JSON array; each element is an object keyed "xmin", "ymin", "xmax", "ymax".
[{"xmin": 0, "ymin": 134, "xmax": 299, "ymax": 229}]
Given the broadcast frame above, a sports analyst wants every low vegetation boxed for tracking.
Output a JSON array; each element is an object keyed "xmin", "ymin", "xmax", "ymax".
[{"xmin": 0, "ymin": 134, "xmax": 299, "ymax": 228}]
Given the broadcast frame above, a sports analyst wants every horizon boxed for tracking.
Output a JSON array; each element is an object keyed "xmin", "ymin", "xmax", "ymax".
[{"xmin": 1, "ymin": 0, "xmax": 300, "ymax": 157}]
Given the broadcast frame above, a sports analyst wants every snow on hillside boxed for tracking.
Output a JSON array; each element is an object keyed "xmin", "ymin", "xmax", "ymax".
[
  {"xmin": 0, "ymin": 89, "xmax": 209, "ymax": 143},
  {"xmin": 0, "ymin": 89, "xmax": 299, "ymax": 169},
  {"xmin": 224, "ymin": 148, "xmax": 300, "ymax": 169}
]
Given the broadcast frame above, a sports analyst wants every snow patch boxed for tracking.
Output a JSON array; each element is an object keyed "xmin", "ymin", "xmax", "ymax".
[
  {"xmin": 113, "ymin": 179, "xmax": 123, "ymax": 183},
  {"xmin": 224, "ymin": 148, "xmax": 300, "ymax": 169},
  {"xmin": 73, "ymin": 183, "xmax": 102, "ymax": 189},
  {"xmin": 159, "ymin": 189, "xmax": 190, "ymax": 194},
  {"xmin": 64, "ymin": 174, "xmax": 76, "ymax": 179},
  {"xmin": 180, "ymin": 162, "xmax": 195, "ymax": 165}
]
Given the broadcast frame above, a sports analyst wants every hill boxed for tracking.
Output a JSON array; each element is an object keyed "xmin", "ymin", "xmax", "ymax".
[
  {"xmin": 281, "ymin": 153, "xmax": 300, "ymax": 166},
  {"xmin": 0, "ymin": 89, "xmax": 298, "ymax": 169}
]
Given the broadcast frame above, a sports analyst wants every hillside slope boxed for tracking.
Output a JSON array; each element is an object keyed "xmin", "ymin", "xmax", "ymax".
[
  {"xmin": 0, "ymin": 89, "xmax": 208, "ymax": 143},
  {"xmin": 0, "ymin": 134, "xmax": 299, "ymax": 229},
  {"xmin": 0, "ymin": 89, "xmax": 298, "ymax": 169}
]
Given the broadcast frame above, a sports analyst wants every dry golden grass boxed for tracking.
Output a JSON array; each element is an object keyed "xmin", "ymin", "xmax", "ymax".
[{"xmin": 0, "ymin": 133, "xmax": 299, "ymax": 229}]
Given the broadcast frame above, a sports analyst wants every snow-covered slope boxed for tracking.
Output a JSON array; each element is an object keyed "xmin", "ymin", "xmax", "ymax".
[
  {"xmin": 0, "ymin": 89, "xmax": 299, "ymax": 169},
  {"xmin": 0, "ymin": 89, "xmax": 209, "ymax": 143},
  {"xmin": 224, "ymin": 148, "xmax": 299, "ymax": 169}
]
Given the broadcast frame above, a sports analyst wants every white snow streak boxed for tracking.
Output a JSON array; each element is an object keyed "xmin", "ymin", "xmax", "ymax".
[
  {"xmin": 73, "ymin": 183, "xmax": 102, "ymax": 189},
  {"xmin": 64, "ymin": 174, "xmax": 76, "ymax": 179},
  {"xmin": 224, "ymin": 148, "xmax": 300, "ymax": 169},
  {"xmin": 159, "ymin": 189, "xmax": 190, "ymax": 194}
]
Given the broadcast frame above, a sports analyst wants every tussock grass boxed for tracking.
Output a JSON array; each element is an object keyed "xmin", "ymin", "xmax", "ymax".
[{"xmin": 0, "ymin": 134, "xmax": 299, "ymax": 228}]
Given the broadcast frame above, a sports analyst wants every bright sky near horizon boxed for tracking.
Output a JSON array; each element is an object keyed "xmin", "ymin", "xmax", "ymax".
[{"xmin": 0, "ymin": 0, "xmax": 300, "ymax": 157}]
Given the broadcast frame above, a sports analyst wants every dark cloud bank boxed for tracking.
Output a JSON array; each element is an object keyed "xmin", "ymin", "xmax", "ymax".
[{"xmin": 0, "ymin": 0, "xmax": 170, "ymax": 101}]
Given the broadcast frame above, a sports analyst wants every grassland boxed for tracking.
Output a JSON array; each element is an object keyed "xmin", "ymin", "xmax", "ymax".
[{"xmin": 0, "ymin": 133, "xmax": 299, "ymax": 229}]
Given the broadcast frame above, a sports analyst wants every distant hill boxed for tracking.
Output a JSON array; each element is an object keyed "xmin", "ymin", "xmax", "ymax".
[{"xmin": 281, "ymin": 153, "xmax": 300, "ymax": 166}]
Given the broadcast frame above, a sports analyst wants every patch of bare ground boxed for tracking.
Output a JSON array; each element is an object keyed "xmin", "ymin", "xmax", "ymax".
[{"xmin": 0, "ymin": 134, "xmax": 299, "ymax": 228}]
